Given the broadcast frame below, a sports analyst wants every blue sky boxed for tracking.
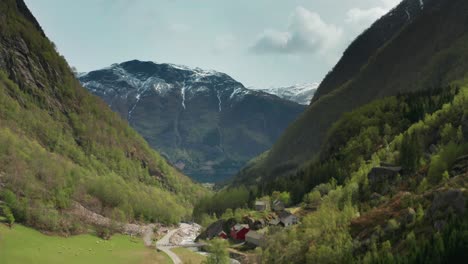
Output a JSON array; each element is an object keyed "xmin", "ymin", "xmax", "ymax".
[{"xmin": 25, "ymin": 0, "xmax": 400, "ymax": 87}]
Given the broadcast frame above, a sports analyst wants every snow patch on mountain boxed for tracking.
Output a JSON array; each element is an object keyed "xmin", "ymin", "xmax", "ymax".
[
  {"xmin": 229, "ymin": 86, "xmax": 251, "ymax": 101},
  {"xmin": 217, "ymin": 91, "xmax": 222, "ymax": 112},
  {"xmin": 80, "ymin": 61, "xmax": 270, "ymax": 115},
  {"xmin": 181, "ymin": 86, "xmax": 187, "ymax": 109},
  {"xmin": 258, "ymin": 83, "xmax": 319, "ymax": 105}
]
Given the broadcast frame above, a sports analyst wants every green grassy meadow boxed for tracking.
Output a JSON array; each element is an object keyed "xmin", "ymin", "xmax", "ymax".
[
  {"xmin": 172, "ymin": 247, "xmax": 206, "ymax": 264},
  {"xmin": 0, "ymin": 224, "xmax": 171, "ymax": 264}
]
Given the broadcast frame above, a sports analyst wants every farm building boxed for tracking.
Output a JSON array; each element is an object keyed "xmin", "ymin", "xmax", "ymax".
[
  {"xmin": 272, "ymin": 200, "xmax": 285, "ymax": 211},
  {"xmin": 218, "ymin": 231, "xmax": 228, "ymax": 239},
  {"xmin": 278, "ymin": 211, "xmax": 298, "ymax": 227},
  {"xmin": 230, "ymin": 224, "xmax": 250, "ymax": 240},
  {"xmin": 245, "ymin": 230, "xmax": 265, "ymax": 247},
  {"xmin": 255, "ymin": 201, "xmax": 268, "ymax": 211}
]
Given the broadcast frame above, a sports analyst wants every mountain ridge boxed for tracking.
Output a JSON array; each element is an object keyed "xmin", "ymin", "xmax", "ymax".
[
  {"xmin": 79, "ymin": 60, "xmax": 306, "ymax": 182},
  {"xmin": 257, "ymin": 83, "xmax": 318, "ymax": 105}
]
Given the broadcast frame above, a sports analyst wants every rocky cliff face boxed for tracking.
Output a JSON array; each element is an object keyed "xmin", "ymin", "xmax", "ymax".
[{"xmin": 80, "ymin": 61, "xmax": 305, "ymax": 182}]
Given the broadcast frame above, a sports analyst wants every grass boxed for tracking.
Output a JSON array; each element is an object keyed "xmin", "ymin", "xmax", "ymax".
[
  {"xmin": 0, "ymin": 224, "xmax": 171, "ymax": 264},
  {"xmin": 172, "ymin": 247, "xmax": 206, "ymax": 264}
]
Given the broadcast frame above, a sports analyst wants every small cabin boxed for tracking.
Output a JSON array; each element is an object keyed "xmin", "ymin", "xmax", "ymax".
[
  {"xmin": 230, "ymin": 224, "xmax": 250, "ymax": 240},
  {"xmin": 278, "ymin": 211, "xmax": 298, "ymax": 227},
  {"xmin": 268, "ymin": 218, "xmax": 280, "ymax": 226},
  {"xmin": 255, "ymin": 201, "xmax": 268, "ymax": 211},
  {"xmin": 245, "ymin": 230, "xmax": 265, "ymax": 247},
  {"xmin": 218, "ymin": 231, "xmax": 228, "ymax": 239},
  {"xmin": 272, "ymin": 200, "xmax": 285, "ymax": 211}
]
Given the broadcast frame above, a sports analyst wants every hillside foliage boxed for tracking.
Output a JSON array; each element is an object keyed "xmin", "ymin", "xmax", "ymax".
[
  {"xmin": 260, "ymin": 86, "xmax": 468, "ymax": 263},
  {"xmin": 0, "ymin": 0, "xmax": 205, "ymax": 232}
]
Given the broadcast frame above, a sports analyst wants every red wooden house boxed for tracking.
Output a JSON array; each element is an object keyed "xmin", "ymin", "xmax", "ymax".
[
  {"xmin": 230, "ymin": 224, "xmax": 250, "ymax": 240},
  {"xmin": 218, "ymin": 231, "xmax": 228, "ymax": 239}
]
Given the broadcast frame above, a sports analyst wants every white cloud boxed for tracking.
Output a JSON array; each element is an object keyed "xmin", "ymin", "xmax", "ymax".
[
  {"xmin": 250, "ymin": 6, "xmax": 343, "ymax": 55},
  {"xmin": 345, "ymin": 0, "xmax": 401, "ymax": 30}
]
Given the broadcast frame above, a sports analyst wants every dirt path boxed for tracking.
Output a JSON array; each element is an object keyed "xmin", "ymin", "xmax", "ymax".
[{"xmin": 156, "ymin": 228, "xmax": 182, "ymax": 264}]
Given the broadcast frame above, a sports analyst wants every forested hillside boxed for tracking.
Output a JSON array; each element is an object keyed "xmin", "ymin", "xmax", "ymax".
[
  {"xmin": 261, "ymin": 84, "xmax": 468, "ymax": 263},
  {"xmin": 203, "ymin": 0, "xmax": 468, "ymax": 261},
  {"xmin": 196, "ymin": 85, "xmax": 468, "ymax": 263},
  {"xmin": 0, "ymin": 0, "xmax": 205, "ymax": 233},
  {"xmin": 234, "ymin": 0, "xmax": 468, "ymax": 184}
]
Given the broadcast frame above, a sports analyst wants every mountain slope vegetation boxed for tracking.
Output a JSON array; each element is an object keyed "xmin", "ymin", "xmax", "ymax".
[
  {"xmin": 261, "ymin": 84, "xmax": 468, "ymax": 263},
  {"xmin": 235, "ymin": 0, "xmax": 468, "ymax": 184},
  {"xmin": 0, "ymin": 0, "xmax": 205, "ymax": 233}
]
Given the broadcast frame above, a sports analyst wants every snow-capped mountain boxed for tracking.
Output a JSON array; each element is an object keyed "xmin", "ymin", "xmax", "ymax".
[
  {"xmin": 79, "ymin": 60, "xmax": 305, "ymax": 183},
  {"xmin": 259, "ymin": 83, "xmax": 318, "ymax": 105}
]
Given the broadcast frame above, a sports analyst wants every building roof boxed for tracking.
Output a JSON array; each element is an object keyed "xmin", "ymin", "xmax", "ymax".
[
  {"xmin": 203, "ymin": 220, "xmax": 224, "ymax": 239},
  {"xmin": 278, "ymin": 210, "xmax": 296, "ymax": 221},
  {"xmin": 232, "ymin": 224, "xmax": 249, "ymax": 231},
  {"xmin": 255, "ymin": 201, "xmax": 266, "ymax": 206},
  {"xmin": 273, "ymin": 200, "xmax": 284, "ymax": 206},
  {"xmin": 246, "ymin": 230, "xmax": 264, "ymax": 240},
  {"xmin": 269, "ymin": 218, "xmax": 280, "ymax": 225}
]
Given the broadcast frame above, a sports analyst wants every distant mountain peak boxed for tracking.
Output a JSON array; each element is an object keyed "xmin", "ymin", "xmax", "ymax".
[{"xmin": 79, "ymin": 60, "xmax": 305, "ymax": 182}]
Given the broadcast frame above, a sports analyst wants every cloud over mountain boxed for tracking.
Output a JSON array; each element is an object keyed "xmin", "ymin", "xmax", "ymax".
[{"xmin": 250, "ymin": 6, "xmax": 343, "ymax": 55}]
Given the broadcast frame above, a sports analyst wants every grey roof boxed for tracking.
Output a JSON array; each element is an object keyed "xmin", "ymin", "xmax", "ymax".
[
  {"xmin": 269, "ymin": 218, "xmax": 280, "ymax": 225},
  {"xmin": 232, "ymin": 224, "xmax": 249, "ymax": 231},
  {"xmin": 255, "ymin": 201, "xmax": 266, "ymax": 206},
  {"xmin": 246, "ymin": 230, "xmax": 264, "ymax": 240},
  {"xmin": 273, "ymin": 200, "xmax": 284, "ymax": 206},
  {"xmin": 278, "ymin": 210, "xmax": 296, "ymax": 221},
  {"xmin": 205, "ymin": 220, "xmax": 224, "ymax": 238}
]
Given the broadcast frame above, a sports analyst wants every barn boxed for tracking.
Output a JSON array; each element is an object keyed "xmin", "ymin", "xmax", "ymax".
[{"xmin": 230, "ymin": 224, "xmax": 250, "ymax": 240}]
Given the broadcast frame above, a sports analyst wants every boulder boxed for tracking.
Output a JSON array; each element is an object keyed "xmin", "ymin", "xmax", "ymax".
[
  {"xmin": 434, "ymin": 220, "xmax": 447, "ymax": 232},
  {"xmin": 368, "ymin": 166, "xmax": 402, "ymax": 193},
  {"xmin": 428, "ymin": 189, "xmax": 466, "ymax": 220},
  {"xmin": 370, "ymin": 192, "xmax": 383, "ymax": 201},
  {"xmin": 399, "ymin": 208, "xmax": 416, "ymax": 226},
  {"xmin": 462, "ymin": 117, "xmax": 468, "ymax": 140},
  {"xmin": 451, "ymin": 155, "xmax": 468, "ymax": 176}
]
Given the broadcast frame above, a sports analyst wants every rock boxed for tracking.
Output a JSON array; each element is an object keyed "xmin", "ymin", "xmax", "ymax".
[
  {"xmin": 399, "ymin": 208, "xmax": 416, "ymax": 226},
  {"xmin": 450, "ymin": 155, "xmax": 468, "ymax": 176},
  {"xmin": 428, "ymin": 189, "xmax": 466, "ymax": 219},
  {"xmin": 169, "ymin": 223, "xmax": 201, "ymax": 246},
  {"xmin": 370, "ymin": 192, "xmax": 383, "ymax": 201},
  {"xmin": 368, "ymin": 166, "xmax": 402, "ymax": 184},
  {"xmin": 368, "ymin": 166, "xmax": 402, "ymax": 193},
  {"xmin": 434, "ymin": 220, "xmax": 447, "ymax": 232},
  {"xmin": 380, "ymin": 162, "xmax": 397, "ymax": 167},
  {"xmin": 462, "ymin": 117, "xmax": 468, "ymax": 140}
]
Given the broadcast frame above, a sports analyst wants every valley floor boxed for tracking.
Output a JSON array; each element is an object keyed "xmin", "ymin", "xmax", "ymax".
[{"xmin": 0, "ymin": 224, "xmax": 171, "ymax": 264}]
